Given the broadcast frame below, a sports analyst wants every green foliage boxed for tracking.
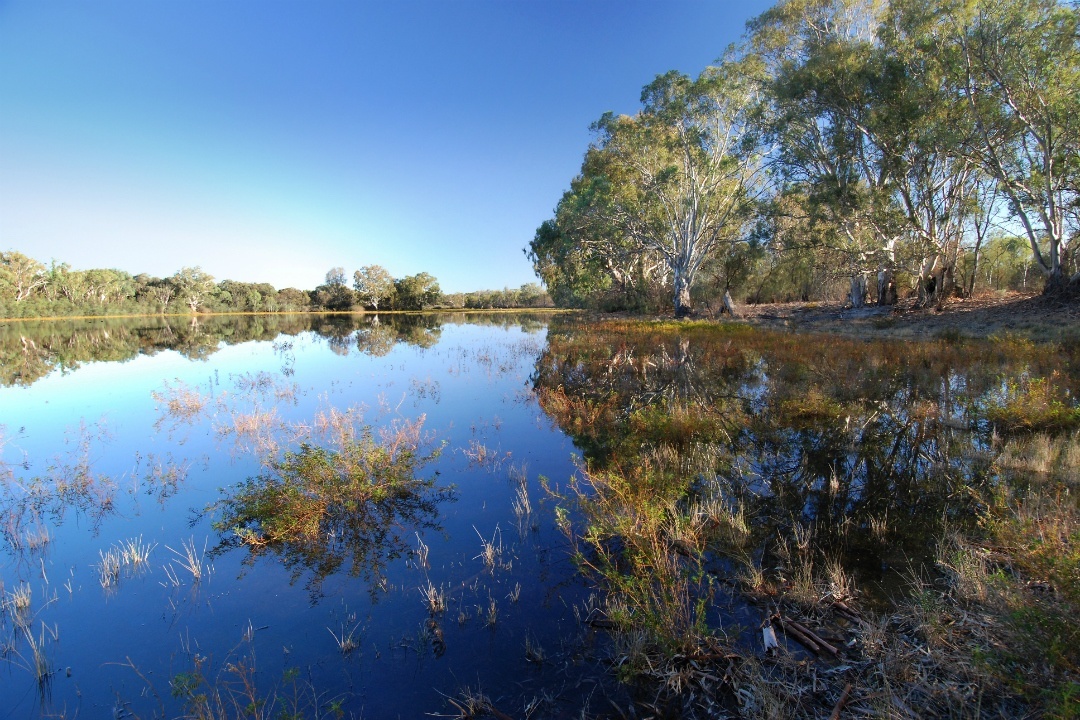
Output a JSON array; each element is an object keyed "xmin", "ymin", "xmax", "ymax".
[
  {"xmin": 531, "ymin": 59, "xmax": 763, "ymax": 316},
  {"xmin": 392, "ymin": 272, "xmax": 440, "ymax": 310},
  {"xmin": 533, "ymin": 0, "xmax": 1080, "ymax": 311},
  {"xmin": 211, "ymin": 418, "xmax": 450, "ymax": 595},
  {"xmin": 352, "ymin": 265, "xmax": 395, "ymax": 310},
  {"xmin": 984, "ymin": 374, "xmax": 1080, "ymax": 434}
]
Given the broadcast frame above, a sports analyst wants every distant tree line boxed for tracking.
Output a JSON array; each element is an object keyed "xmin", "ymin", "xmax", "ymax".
[
  {"xmin": 529, "ymin": 0, "xmax": 1079, "ymax": 315},
  {"xmin": 0, "ymin": 253, "xmax": 552, "ymax": 318}
]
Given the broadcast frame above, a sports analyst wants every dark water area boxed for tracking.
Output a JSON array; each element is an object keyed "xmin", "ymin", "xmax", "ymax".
[{"xmin": 0, "ymin": 313, "xmax": 1077, "ymax": 718}]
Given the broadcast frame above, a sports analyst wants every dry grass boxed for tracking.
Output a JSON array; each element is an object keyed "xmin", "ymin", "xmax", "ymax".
[
  {"xmin": 328, "ymin": 622, "xmax": 362, "ymax": 655},
  {"xmin": 421, "ymin": 581, "xmax": 447, "ymax": 616},
  {"xmin": 473, "ymin": 525, "xmax": 503, "ymax": 573},
  {"xmin": 165, "ymin": 537, "xmax": 208, "ymax": 584}
]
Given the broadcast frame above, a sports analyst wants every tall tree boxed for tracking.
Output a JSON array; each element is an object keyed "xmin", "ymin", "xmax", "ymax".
[
  {"xmin": 393, "ymin": 272, "xmax": 440, "ymax": 310},
  {"xmin": 353, "ymin": 265, "xmax": 395, "ymax": 310},
  {"xmin": 751, "ymin": 0, "xmax": 905, "ymax": 307},
  {"xmin": 902, "ymin": 0, "xmax": 1080, "ymax": 293},
  {"xmin": 0, "ymin": 251, "xmax": 47, "ymax": 302},
  {"xmin": 172, "ymin": 267, "xmax": 216, "ymax": 313},
  {"xmin": 590, "ymin": 62, "xmax": 764, "ymax": 316}
]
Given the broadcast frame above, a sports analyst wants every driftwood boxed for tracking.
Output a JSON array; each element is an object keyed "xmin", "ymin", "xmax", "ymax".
[
  {"xmin": 784, "ymin": 616, "xmax": 840, "ymax": 656},
  {"xmin": 831, "ymin": 600, "xmax": 861, "ymax": 621}
]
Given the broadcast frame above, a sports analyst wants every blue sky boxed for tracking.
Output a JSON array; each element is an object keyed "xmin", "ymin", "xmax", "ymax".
[{"xmin": 0, "ymin": 1, "xmax": 771, "ymax": 293}]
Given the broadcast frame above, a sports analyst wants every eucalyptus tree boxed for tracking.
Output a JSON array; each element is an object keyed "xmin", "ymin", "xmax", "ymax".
[
  {"xmin": 352, "ymin": 265, "xmax": 395, "ymax": 310},
  {"xmin": 529, "ymin": 167, "xmax": 667, "ymax": 310},
  {"xmin": 0, "ymin": 251, "xmax": 47, "ymax": 303},
  {"xmin": 896, "ymin": 0, "xmax": 1080, "ymax": 295},
  {"xmin": 172, "ymin": 266, "xmax": 216, "ymax": 313},
  {"xmin": 751, "ymin": 0, "xmax": 1017, "ymax": 307},
  {"xmin": 590, "ymin": 62, "xmax": 765, "ymax": 316},
  {"xmin": 393, "ymin": 272, "xmax": 440, "ymax": 310}
]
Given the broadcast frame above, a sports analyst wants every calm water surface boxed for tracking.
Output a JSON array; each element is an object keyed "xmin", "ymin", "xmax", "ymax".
[
  {"xmin": 1, "ymin": 313, "xmax": 1076, "ymax": 718},
  {"xmin": 0, "ymin": 314, "xmax": 600, "ymax": 718}
]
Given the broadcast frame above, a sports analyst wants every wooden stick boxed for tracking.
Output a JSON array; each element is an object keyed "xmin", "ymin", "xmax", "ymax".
[
  {"xmin": 829, "ymin": 682, "xmax": 853, "ymax": 720},
  {"xmin": 778, "ymin": 618, "xmax": 821, "ymax": 654},
  {"xmin": 785, "ymin": 617, "xmax": 839, "ymax": 656}
]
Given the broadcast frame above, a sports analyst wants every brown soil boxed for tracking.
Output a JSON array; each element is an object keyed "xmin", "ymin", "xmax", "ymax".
[{"xmin": 720, "ymin": 291, "xmax": 1080, "ymax": 342}]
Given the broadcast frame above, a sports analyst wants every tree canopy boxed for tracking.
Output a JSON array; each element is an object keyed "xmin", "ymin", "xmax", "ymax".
[{"xmin": 530, "ymin": 0, "xmax": 1080, "ymax": 313}]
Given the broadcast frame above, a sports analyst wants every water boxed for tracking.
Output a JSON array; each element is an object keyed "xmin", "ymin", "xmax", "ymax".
[
  {"xmin": 1, "ymin": 313, "xmax": 1077, "ymax": 718},
  {"xmin": 0, "ymin": 313, "xmax": 604, "ymax": 718}
]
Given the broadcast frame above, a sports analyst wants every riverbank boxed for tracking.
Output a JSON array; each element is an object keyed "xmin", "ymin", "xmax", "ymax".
[{"xmin": 727, "ymin": 291, "xmax": 1080, "ymax": 342}]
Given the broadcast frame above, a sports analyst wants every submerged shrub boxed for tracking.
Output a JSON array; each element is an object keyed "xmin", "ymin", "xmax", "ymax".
[{"xmin": 210, "ymin": 417, "xmax": 450, "ymax": 594}]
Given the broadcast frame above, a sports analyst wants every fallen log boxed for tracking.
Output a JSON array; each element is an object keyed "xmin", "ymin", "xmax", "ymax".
[{"xmin": 778, "ymin": 618, "xmax": 820, "ymax": 654}]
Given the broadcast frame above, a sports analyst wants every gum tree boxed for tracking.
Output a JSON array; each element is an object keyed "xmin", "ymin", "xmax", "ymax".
[
  {"xmin": 590, "ymin": 62, "xmax": 764, "ymax": 316},
  {"xmin": 172, "ymin": 266, "xmax": 216, "ymax": 313},
  {"xmin": 905, "ymin": 0, "xmax": 1080, "ymax": 294},
  {"xmin": 353, "ymin": 265, "xmax": 395, "ymax": 310}
]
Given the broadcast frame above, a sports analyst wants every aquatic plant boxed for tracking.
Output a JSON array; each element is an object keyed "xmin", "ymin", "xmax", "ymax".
[
  {"xmin": 210, "ymin": 416, "xmax": 449, "ymax": 597},
  {"xmin": 328, "ymin": 621, "xmax": 362, "ymax": 655},
  {"xmin": 96, "ymin": 547, "xmax": 122, "ymax": 589},
  {"xmin": 420, "ymin": 580, "xmax": 446, "ymax": 616},
  {"xmin": 165, "ymin": 537, "xmax": 208, "ymax": 584},
  {"xmin": 473, "ymin": 525, "xmax": 502, "ymax": 573},
  {"xmin": 535, "ymin": 317, "xmax": 1080, "ymax": 715},
  {"xmin": 119, "ymin": 535, "xmax": 156, "ymax": 568},
  {"xmin": 983, "ymin": 373, "xmax": 1080, "ymax": 434},
  {"xmin": 164, "ymin": 639, "xmax": 341, "ymax": 719}
]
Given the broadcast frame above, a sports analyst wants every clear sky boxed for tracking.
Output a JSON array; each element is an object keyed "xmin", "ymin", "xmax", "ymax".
[{"xmin": 0, "ymin": 0, "xmax": 772, "ymax": 293}]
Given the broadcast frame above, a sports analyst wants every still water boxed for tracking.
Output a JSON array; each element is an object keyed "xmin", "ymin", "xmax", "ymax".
[
  {"xmin": 1, "ymin": 313, "xmax": 1076, "ymax": 718},
  {"xmin": 0, "ymin": 313, "xmax": 601, "ymax": 718}
]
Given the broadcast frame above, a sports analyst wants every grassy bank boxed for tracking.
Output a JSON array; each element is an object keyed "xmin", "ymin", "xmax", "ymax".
[{"xmin": 538, "ymin": 316, "xmax": 1080, "ymax": 718}]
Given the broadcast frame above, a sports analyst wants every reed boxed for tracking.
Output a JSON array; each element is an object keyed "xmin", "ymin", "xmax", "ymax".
[
  {"xmin": 414, "ymin": 532, "xmax": 430, "ymax": 571},
  {"xmin": 327, "ymin": 622, "xmax": 361, "ymax": 655},
  {"xmin": 119, "ymin": 535, "xmax": 156, "ymax": 568},
  {"xmin": 7, "ymin": 582, "xmax": 32, "ymax": 629},
  {"xmin": 420, "ymin": 581, "xmax": 446, "ymax": 616},
  {"xmin": 473, "ymin": 525, "xmax": 502, "ymax": 572},
  {"xmin": 165, "ymin": 537, "xmax": 207, "ymax": 584},
  {"xmin": 97, "ymin": 547, "xmax": 122, "ymax": 589}
]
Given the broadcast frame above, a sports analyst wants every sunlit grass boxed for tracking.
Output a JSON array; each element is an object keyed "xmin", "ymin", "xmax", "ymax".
[{"xmin": 165, "ymin": 537, "xmax": 208, "ymax": 584}]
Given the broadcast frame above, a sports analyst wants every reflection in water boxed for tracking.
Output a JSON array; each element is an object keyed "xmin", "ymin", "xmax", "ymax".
[
  {"xmin": 534, "ymin": 318, "xmax": 1080, "ymax": 601},
  {"xmin": 0, "ymin": 312, "xmax": 555, "ymax": 387},
  {"xmin": 1, "ymin": 312, "xmax": 586, "ymax": 719},
  {"xmin": 532, "ymin": 317, "xmax": 1080, "ymax": 716},
  {"xmin": 209, "ymin": 414, "xmax": 451, "ymax": 600}
]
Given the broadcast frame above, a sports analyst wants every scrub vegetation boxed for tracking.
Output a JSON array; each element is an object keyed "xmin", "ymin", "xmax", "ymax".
[
  {"xmin": 210, "ymin": 415, "xmax": 450, "ymax": 598},
  {"xmin": 536, "ymin": 316, "xmax": 1080, "ymax": 717}
]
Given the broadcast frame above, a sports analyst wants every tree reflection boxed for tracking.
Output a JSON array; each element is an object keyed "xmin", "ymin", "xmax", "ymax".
[
  {"xmin": 534, "ymin": 318, "xmax": 1080, "ymax": 597},
  {"xmin": 0, "ymin": 312, "xmax": 501, "ymax": 387}
]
